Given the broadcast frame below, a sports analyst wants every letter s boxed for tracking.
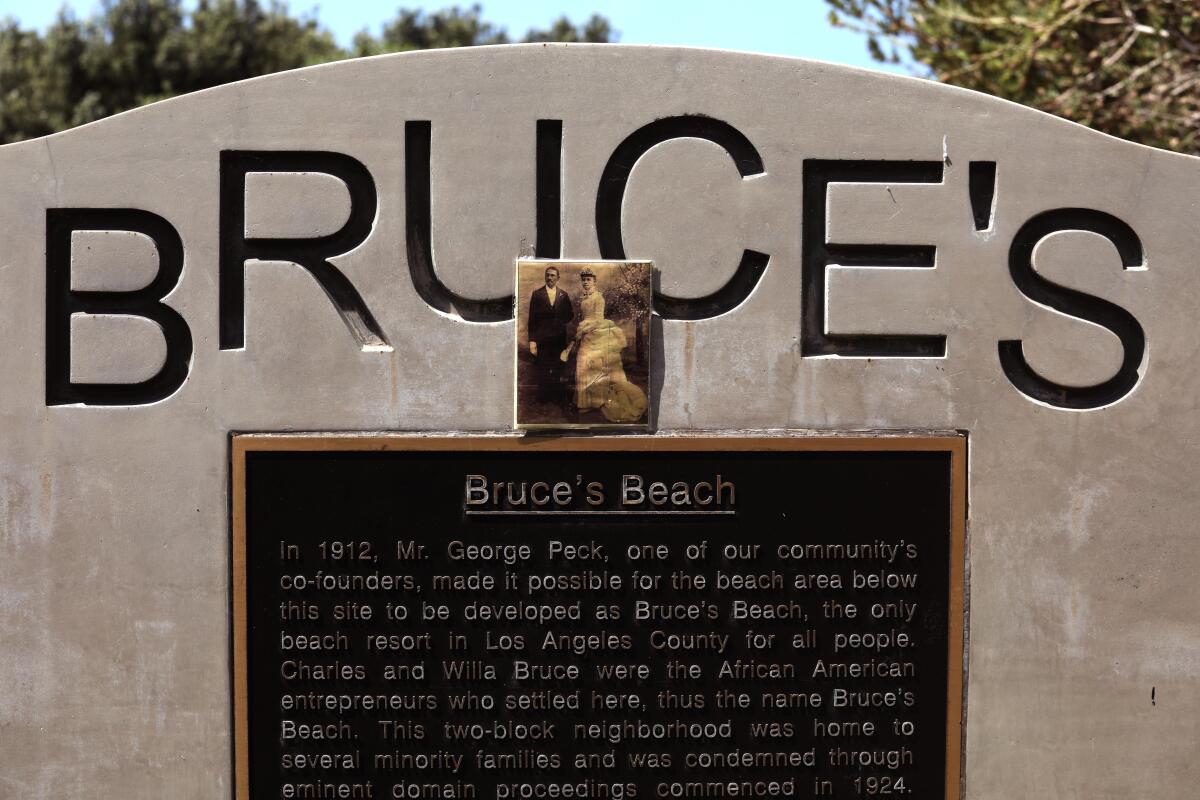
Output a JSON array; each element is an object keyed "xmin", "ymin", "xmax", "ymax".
[{"xmin": 999, "ymin": 208, "xmax": 1146, "ymax": 410}]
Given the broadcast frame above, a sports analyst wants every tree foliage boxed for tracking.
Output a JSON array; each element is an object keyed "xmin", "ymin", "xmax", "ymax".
[
  {"xmin": 0, "ymin": 0, "xmax": 615, "ymax": 143},
  {"xmin": 350, "ymin": 6, "xmax": 612, "ymax": 55},
  {"xmin": 827, "ymin": 1, "xmax": 1200, "ymax": 153}
]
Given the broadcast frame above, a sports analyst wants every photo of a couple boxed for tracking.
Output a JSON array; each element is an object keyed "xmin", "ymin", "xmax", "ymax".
[{"xmin": 515, "ymin": 260, "xmax": 652, "ymax": 429}]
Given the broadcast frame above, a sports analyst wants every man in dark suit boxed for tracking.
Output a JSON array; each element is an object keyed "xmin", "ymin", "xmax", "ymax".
[{"xmin": 527, "ymin": 266, "xmax": 574, "ymax": 402}]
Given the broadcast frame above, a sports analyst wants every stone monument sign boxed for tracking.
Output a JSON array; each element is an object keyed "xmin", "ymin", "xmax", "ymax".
[{"xmin": 1, "ymin": 45, "xmax": 1196, "ymax": 800}]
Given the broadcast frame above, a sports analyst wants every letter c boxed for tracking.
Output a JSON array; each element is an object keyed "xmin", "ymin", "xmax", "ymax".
[{"xmin": 596, "ymin": 115, "xmax": 770, "ymax": 320}]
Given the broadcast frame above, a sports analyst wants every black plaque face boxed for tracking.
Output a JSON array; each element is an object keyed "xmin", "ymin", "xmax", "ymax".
[{"xmin": 232, "ymin": 437, "xmax": 966, "ymax": 800}]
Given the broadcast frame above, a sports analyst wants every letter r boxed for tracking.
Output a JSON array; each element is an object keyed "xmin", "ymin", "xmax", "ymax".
[{"xmin": 219, "ymin": 150, "xmax": 389, "ymax": 351}]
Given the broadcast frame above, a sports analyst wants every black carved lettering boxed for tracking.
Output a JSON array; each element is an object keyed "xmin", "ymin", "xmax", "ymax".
[
  {"xmin": 999, "ymin": 208, "xmax": 1146, "ymax": 409},
  {"xmin": 801, "ymin": 159, "xmax": 946, "ymax": 357},
  {"xmin": 405, "ymin": 120, "xmax": 562, "ymax": 322},
  {"xmin": 968, "ymin": 161, "xmax": 997, "ymax": 231},
  {"xmin": 596, "ymin": 115, "xmax": 770, "ymax": 320},
  {"xmin": 45, "ymin": 208, "xmax": 192, "ymax": 406},
  {"xmin": 219, "ymin": 150, "xmax": 389, "ymax": 350}
]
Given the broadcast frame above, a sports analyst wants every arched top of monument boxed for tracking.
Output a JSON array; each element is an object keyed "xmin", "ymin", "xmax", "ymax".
[{"xmin": 1, "ymin": 43, "xmax": 1193, "ymax": 163}]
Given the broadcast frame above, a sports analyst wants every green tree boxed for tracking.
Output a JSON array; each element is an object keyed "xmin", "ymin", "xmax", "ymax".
[
  {"xmin": 350, "ymin": 5, "xmax": 613, "ymax": 55},
  {"xmin": 0, "ymin": 0, "xmax": 615, "ymax": 143},
  {"xmin": 826, "ymin": 0, "xmax": 1200, "ymax": 153},
  {"xmin": 522, "ymin": 13, "xmax": 613, "ymax": 44}
]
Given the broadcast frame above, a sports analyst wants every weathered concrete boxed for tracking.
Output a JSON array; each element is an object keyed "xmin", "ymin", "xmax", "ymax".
[{"xmin": 0, "ymin": 44, "xmax": 1197, "ymax": 798}]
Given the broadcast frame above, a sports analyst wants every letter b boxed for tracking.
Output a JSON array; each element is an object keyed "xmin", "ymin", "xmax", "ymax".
[
  {"xmin": 464, "ymin": 475, "xmax": 489, "ymax": 505},
  {"xmin": 46, "ymin": 209, "xmax": 193, "ymax": 406},
  {"xmin": 622, "ymin": 475, "xmax": 645, "ymax": 505}
]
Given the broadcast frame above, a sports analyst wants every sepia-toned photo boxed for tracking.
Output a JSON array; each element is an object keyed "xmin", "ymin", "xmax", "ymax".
[{"xmin": 515, "ymin": 260, "xmax": 652, "ymax": 429}]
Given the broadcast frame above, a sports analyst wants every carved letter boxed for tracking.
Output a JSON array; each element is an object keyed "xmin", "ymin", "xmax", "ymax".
[
  {"xmin": 801, "ymin": 159, "xmax": 945, "ymax": 358},
  {"xmin": 219, "ymin": 150, "xmax": 389, "ymax": 350},
  {"xmin": 46, "ymin": 209, "xmax": 193, "ymax": 406},
  {"xmin": 999, "ymin": 209, "xmax": 1146, "ymax": 409},
  {"xmin": 596, "ymin": 115, "xmax": 769, "ymax": 320}
]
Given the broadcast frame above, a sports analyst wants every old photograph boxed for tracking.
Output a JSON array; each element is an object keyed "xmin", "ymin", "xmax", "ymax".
[{"xmin": 515, "ymin": 260, "xmax": 652, "ymax": 429}]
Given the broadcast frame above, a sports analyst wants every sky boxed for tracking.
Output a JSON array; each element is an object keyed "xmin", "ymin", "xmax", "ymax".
[{"xmin": 0, "ymin": 0, "xmax": 909, "ymax": 75}]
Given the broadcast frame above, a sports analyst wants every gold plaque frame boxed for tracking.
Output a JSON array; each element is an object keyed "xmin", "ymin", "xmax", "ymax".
[{"xmin": 230, "ymin": 433, "xmax": 967, "ymax": 800}]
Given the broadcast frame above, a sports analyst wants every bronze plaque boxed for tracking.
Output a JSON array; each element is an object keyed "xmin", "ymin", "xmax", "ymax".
[{"xmin": 232, "ymin": 436, "xmax": 966, "ymax": 800}]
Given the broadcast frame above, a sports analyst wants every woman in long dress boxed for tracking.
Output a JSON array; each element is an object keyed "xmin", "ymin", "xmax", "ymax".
[{"xmin": 562, "ymin": 269, "xmax": 628, "ymax": 412}]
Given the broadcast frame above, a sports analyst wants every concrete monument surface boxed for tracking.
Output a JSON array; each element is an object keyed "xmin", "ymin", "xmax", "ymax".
[{"xmin": 0, "ymin": 44, "xmax": 1197, "ymax": 799}]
